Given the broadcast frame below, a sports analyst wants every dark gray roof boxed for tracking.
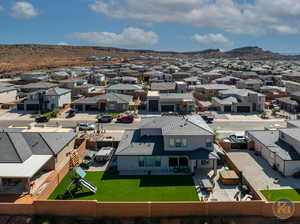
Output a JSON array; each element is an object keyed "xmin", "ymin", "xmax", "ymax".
[
  {"xmin": 40, "ymin": 132, "xmax": 76, "ymax": 154},
  {"xmin": 159, "ymin": 92, "xmax": 194, "ymax": 101},
  {"xmin": 107, "ymin": 83, "xmax": 142, "ymax": 91},
  {"xmin": 139, "ymin": 115, "xmax": 213, "ymax": 136},
  {"xmin": 0, "ymin": 131, "xmax": 76, "ymax": 163},
  {"xmin": 74, "ymin": 93, "xmax": 133, "ymax": 105},
  {"xmin": 220, "ymin": 88, "xmax": 264, "ymax": 97},
  {"xmin": 116, "ymin": 130, "xmax": 218, "ymax": 159},
  {"xmin": 0, "ymin": 83, "xmax": 17, "ymax": 93},
  {"xmin": 150, "ymin": 82, "xmax": 176, "ymax": 91},
  {"xmin": 287, "ymin": 120, "xmax": 300, "ymax": 128},
  {"xmin": 277, "ymin": 97, "xmax": 299, "ymax": 106},
  {"xmin": 19, "ymin": 82, "xmax": 58, "ymax": 89},
  {"xmin": 46, "ymin": 88, "xmax": 71, "ymax": 96},
  {"xmin": 248, "ymin": 130, "xmax": 300, "ymax": 161},
  {"xmin": 212, "ymin": 96, "xmax": 238, "ymax": 105}
]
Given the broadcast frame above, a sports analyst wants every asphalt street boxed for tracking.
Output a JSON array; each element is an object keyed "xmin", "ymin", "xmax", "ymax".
[{"xmin": 0, "ymin": 119, "xmax": 287, "ymax": 133}]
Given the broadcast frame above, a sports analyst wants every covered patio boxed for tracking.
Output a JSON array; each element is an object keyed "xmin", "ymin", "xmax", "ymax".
[{"xmin": 0, "ymin": 155, "xmax": 52, "ymax": 195}]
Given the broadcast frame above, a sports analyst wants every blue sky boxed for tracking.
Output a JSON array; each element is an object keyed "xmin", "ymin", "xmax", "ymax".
[{"xmin": 1, "ymin": 0, "xmax": 300, "ymax": 53}]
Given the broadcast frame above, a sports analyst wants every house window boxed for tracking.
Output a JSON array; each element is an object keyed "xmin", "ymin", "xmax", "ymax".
[
  {"xmin": 201, "ymin": 160, "xmax": 209, "ymax": 165},
  {"xmin": 138, "ymin": 156, "xmax": 161, "ymax": 167},
  {"xmin": 169, "ymin": 138, "xmax": 175, "ymax": 147},
  {"xmin": 206, "ymin": 139, "xmax": 212, "ymax": 148},
  {"xmin": 170, "ymin": 137, "xmax": 187, "ymax": 148},
  {"xmin": 138, "ymin": 157, "xmax": 145, "ymax": 167},
  {"xmin": 107, "ymin": 103, "xmax": 115, "ymax": 111}
]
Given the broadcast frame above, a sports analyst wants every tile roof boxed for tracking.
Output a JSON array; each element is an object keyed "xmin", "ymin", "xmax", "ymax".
[
  {"xmin": 116, "ymin": 130, "xmax": 218, "ymax": 159},
  {"xmin": 74, "ymin": 93, "xmax": 133, "ymax": 104},
  {"xmin": 0, "ymin": 131, "xmax": 76, "ymax": 163}
]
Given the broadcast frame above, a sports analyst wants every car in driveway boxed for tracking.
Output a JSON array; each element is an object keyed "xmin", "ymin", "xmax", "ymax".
[
  {"xmin": 79, "ymin": 123, "xmax": 95, "ymax": 131},
  {"xmin": 97, "ymin": 115, "xmax": 113, "ymax": 123},
  {"xmin": 116, "ymin": 115, "xmax": 134, "ymax": 123},
  {"xmin": 35, "ymin": 116, "xmax": 50, "ymax": 123},
  {"xmin": 80, "ymin": 151, "xmax": 96, "ymax": 169},
  {"xmin": 95, "ymin": 147, "xmax": 114, "ymax": 162},
  {"xmin": 200, "ymin": 114, "xmax": 214, "ymax": 123}
]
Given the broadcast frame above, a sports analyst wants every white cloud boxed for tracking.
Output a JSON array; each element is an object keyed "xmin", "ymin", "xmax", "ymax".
[
  {"xmin": 88, "ymin": 0, "xmax": 300, "ymax": 35},
  {"xmin": 272, "ymin": 25, "xmax": 300, "ymax": 34},
  {"xmin": 10, "ymin": 1, "xmax": 39, "ymax": 19},
  {"xmin": 67, "ymin": 27, "xmax": 159, "ymax": 48},
  {"xmin": 0, "ymin": 5, "xmax": 4, "ymax": 12},
  {"xmin": 192, "ymin": 33, "xmax": 233, "ymax": 48},
  {"xmin": 57, "ymin": 42, "xmax": 69, "ymax": 46}
]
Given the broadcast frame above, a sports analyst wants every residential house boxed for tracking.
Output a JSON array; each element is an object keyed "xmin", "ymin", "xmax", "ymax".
[
  {"xmin": 146, "ymin": 91, "xmax": 195, "ymax": 113},
  {"xmin": 150, "ymin": 82, "xmax": 176, "ymax": 93},
  {"xmin": 199, "ymin": 72, "xmax": 224, "ymax": 84},
  {"xmin": 0, "ymin": 130, "xmax": 76, "ymax": 194},
  {"xmin": 284, "ymin": 80, "xmax": 300, "ymax": 94},
  {"xmin": 172, "ymin": 72, "xmax": 191, "ymax": 81},
  {"xmin": 212, "ymin": 89, "xmax": 265, "ymax": 113},
  {"xmin": 277, "ymin": 92, "xmax": 300, "ymax": 113},
  {"xmin": 17, "ymin": 88, "xmax": 71, "ymax": 111},
  {"xmin": 212, "ymin": 76, "xmax": 241, "ymax": 85},
  {"xmin": 236, "ymin": 79, "xmax": 263, "ymax": 91},
  {"xmin": 115, "ymin": 115, "xmax": 218, "ymax": 174},
  {"xmin": 72, "ymin": 93, "xmax": 133, "ymax": 112},
  {"xmin": 20, "ymin": 71, "xmax": 49, "ymax": 82},
  {"xmin": 0, "ymin": 83, "xmax": 17, "ymax": 103},
  {"xmin": 247, "ymin": 127, "xmax": 300, "ymax": 176},
  {"xmin": 107, "ymin": 83, "xmax": 145, "ymax": 100},
  {"xmin": 183, "ymin": 76, "xmax": 201, "ymax": 87},
  {"xmin": 193, "ymin": 84, "xmax": 235, "ymax": 100},
  {"xmin": 18, "ymin": 82, "xmax": 58, "ymax": 93}
]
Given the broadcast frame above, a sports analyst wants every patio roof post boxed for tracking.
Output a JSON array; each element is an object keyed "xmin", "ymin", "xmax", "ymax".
[
  {"xmin": 190, "ymin": 160, "xmax": 195, "ymax": 173},
  {"xmin": 213, "ymin": 159, "xmax": 217, "ymax": 178}
]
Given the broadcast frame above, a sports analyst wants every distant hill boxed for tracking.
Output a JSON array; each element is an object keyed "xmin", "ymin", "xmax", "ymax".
[{"xmin": 0, "ymin": 44, "xmax": 297, "ymax": 73}]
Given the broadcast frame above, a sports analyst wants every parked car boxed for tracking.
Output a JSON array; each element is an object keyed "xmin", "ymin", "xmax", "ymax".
[
  {"xmin": 79, "ymin": 123, "xmax": 95, "ymax": 131},
  {"xmin": 200, "ymin": 114, "xmax": 214, "ymax": 123},
  {"xmin": 35, "ymin": 116, "xmax": 50, "ymax": 123},
  {"xmin": 80, "ymin": 151, "xmax": 96, "ymax": 169},
  {"xmin": 116, "ymin": 115, "xmax": 134, "ymax": 123},
  {"xmin": 97, "ymin": 115, "xmax": 113, "ymax": 123},
  {"xmin": 95, "ymin": 147, "xmax": 114, "ymax": 162},
  {"xmin": 162, "ymin": 111, "xmax": 179, "ymax": 116},
  {"xmin": 228, "ymin": 133, "xmax": 248, "ymax": 143}
]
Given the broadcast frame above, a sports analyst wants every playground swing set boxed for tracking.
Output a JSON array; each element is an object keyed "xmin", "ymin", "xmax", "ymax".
[{"xmin": 61, "ymin": 167, "xmax": 97, "ymax": 199}]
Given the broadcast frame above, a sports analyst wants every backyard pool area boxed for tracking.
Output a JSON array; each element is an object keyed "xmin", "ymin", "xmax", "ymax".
[{"xmin": 49, "ymin": 171, "xmax": 199, "ymax": 202}]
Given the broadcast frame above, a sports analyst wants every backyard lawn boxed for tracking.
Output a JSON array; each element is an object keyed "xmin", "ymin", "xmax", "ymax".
[
  {"xmin": 261, "ymin": 189, "xmax": 300, "ymax": 201},
  {"xmin": 49, "ymin": 171, "xmax": 199, "ymax": 202}
]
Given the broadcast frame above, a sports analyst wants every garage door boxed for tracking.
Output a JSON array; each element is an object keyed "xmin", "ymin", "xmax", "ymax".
[
  {"xmin": 26, "ymin": 104, "xmax": 39, "ymax": 111},
  {"xmin": 237, "ymin": 106, "xmax": 250, "ymax": 113},
  {"xmin": 17, "ymin": 104, "xmax": 24, "ymax": 110},
  {"xmin": 224, "ymin": 105, "xmax": 232, "ymax": 112},
  {"xmin": 75, "ymin": 104, "xmax": 83, "ymax": 111},
  {"xmin": 161, "ymin": 105, "xmax": 175, "ymax": 112}
]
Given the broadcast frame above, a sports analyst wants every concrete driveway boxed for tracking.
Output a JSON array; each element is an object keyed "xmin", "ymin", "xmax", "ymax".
[{"xmin": 227, "ymin": 150, "xmax": 300, "ymax": 191}]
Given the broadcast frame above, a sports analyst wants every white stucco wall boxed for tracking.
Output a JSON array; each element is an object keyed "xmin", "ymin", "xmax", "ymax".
[
  {"xmin": 163, "ymin": 135, "xmax": 213, "ymax": 152},
  {"xmin": 0, "ymin": 90, "xmax": 17, "ymax": 103},
  {"xmin": 58, "ymin": 92, "xmax": 71, "ymax": 107}
]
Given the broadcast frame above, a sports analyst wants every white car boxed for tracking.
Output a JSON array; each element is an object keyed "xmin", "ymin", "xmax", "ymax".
[{"xmin": 79, "ymin": 123, "xmax": 95, "ymax": 131}]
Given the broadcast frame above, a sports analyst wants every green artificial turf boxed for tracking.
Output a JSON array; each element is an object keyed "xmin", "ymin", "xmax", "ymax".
[
  {"xmin": 261, "ymin": 189, "xmax": 300, "ymax": 201},
  {"xmin": 49, "ymin": 171, "xmax": 199, "ymax": 202}
]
